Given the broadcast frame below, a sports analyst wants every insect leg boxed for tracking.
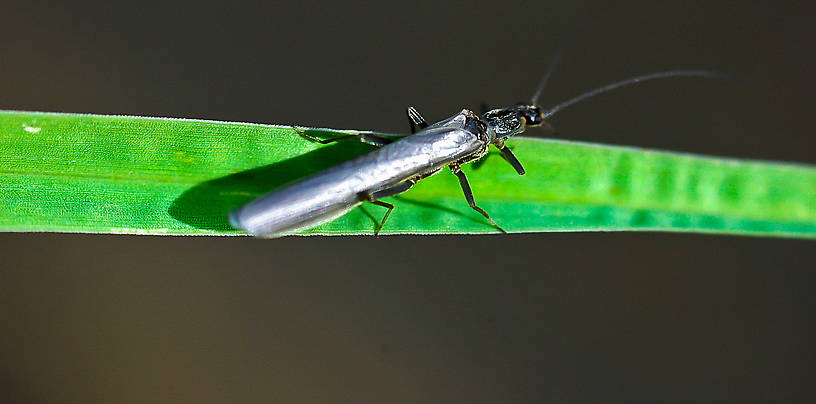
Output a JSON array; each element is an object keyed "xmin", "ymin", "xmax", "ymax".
[
  {"xmin": 406, "ymin": 106, "xmax": 428, "ymax": 134},
  {"xmin": 370, "ymin": 179, "xmax": 416, "ymax": 200},
  {"xmin": 292, "ymin": 125, "xmax": 394, "ymax": 147},
  {"xmin": 367, "ymin": 200, "xmax": 394, "ymax": 236},
  {"xmin": 495, "ymin": 141, "xmax": 526, "ymax": 175},
  {"xmin": 449, "ymin": 165, "xmax": 506, "ymax": 233},
  {"xmin": 362, "ymin": 180, "xmax": 417, "ymax": 235}
]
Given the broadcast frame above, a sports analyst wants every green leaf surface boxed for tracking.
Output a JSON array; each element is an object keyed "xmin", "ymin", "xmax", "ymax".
[{"xmin": 1, "ymin": 110, "xmax": 815, "ymax": 238}]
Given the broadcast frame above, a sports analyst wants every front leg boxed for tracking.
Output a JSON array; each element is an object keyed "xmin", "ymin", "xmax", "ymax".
[
  {"xmin": 495, "ymin": 141, "xmax": 526, "ymax": 175},
  {"xmin": 449, "ymin": 165, "xmax": 506, "ymax": 233}
]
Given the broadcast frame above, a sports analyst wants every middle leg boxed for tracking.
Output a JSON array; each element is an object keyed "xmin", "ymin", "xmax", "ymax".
[
  {"xmin": 406, "ymin": 106, "xmax": 429, "ymax": 134},
  {"xmin": 449, "ymin": 165, "xmax": 506, "ymax": 233}
]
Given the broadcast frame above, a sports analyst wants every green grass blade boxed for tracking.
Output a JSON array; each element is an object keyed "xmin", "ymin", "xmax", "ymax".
[{"xmin": 1, "ymin": 110, "xmax": 815, "ymax": 238}]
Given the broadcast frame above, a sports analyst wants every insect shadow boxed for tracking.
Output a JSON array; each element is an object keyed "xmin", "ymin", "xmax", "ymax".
[
  {"xmin": 168, "ymin": 131, "xmax": 377, "ymax": 231},
  {"xmin": 168, "ymin": 129, "xmax": 483, "ymax": 232}
]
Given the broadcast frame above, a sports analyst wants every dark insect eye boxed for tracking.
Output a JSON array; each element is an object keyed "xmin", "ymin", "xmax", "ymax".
[{"xmin": 517, "ymin": 105, "xmax": 543, "ymax": 126}]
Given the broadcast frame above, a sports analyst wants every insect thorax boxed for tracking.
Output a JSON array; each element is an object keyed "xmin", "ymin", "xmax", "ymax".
[{"xmin": 483, "ymin": 108, "xmax": 525, "ymax": 142}]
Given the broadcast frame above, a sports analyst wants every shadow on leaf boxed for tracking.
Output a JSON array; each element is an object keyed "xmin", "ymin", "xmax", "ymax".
[{"xmin": 169, "ymin": 134, "xmax": 375, "ymax": 231}]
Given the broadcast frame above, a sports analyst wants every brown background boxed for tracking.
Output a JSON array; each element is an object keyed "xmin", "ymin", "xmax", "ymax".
[{"xmin": 1, "ymin": 1, "xmax": 815, "ymax": 402}]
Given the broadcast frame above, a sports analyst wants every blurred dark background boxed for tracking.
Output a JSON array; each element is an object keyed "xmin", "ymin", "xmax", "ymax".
[{"xmin": 1, "ymin": 1, "xmax": 815, "ymax": 402}]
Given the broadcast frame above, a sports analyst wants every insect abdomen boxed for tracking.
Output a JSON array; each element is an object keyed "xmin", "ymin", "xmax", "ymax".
[{"xmin": 228, "ymin": 178, "xmax": 363, "ymax": 237}]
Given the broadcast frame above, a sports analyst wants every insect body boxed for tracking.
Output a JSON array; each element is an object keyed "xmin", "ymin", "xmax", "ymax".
[
  {"xmin": 229, "ymin": 110, "xmax": 494, "ymax": 236},
  {"xmin": 229, "ymin": 70, "xmax": 725, "ymax": 237}
]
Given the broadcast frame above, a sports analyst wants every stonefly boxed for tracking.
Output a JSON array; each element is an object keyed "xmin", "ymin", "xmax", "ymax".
[{"xmin": 229, "ymin": 67, "xmax": 726, "ymax": 237}]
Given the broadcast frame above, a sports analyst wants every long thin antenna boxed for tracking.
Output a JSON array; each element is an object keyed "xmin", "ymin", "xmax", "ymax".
[
  {"xmin": 530, "ymin": 47, "xmax": 565, "ymax": 104},
  {"xmin": 543, "ymin": 70, "xmax": 729, "ymax": 118}
]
